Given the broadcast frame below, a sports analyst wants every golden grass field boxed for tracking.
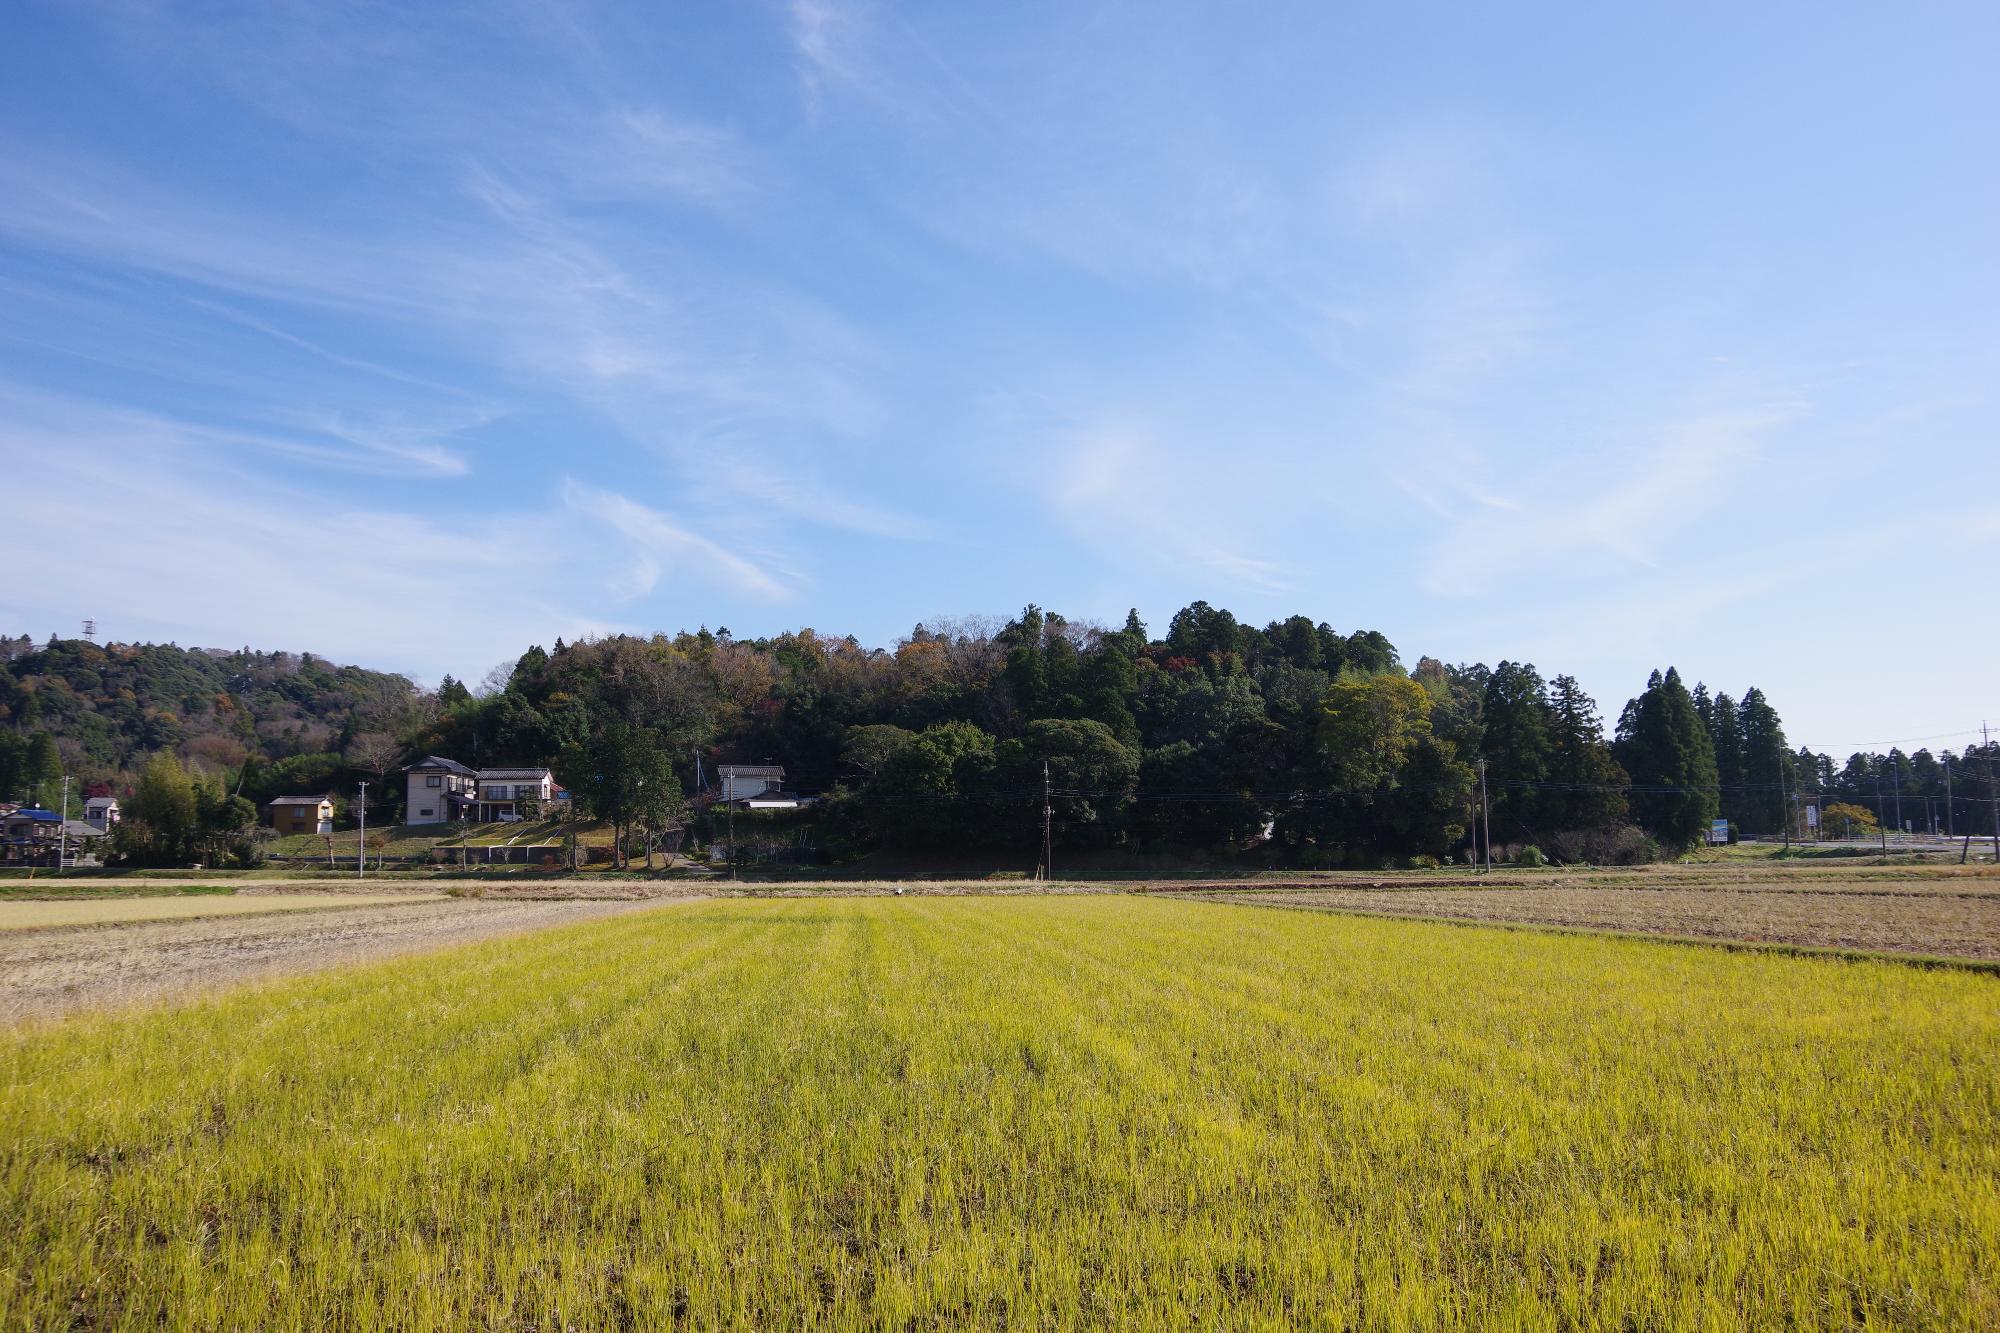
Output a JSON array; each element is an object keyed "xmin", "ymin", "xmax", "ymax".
[
  {"xmin": 0, "ymin": 893, "xmax": 443, "ymax": 931},
  {"xmin": 3, "ymin": 895, "xmax": 1995, "ymax": 1329}
]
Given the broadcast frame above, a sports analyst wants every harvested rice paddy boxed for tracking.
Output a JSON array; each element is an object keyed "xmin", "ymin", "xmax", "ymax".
[
  {"xmin": 3, "ymin": 896, "xmax": 1995, "ymax": 1329},
  {"xmin": 0, "ymin": 893, "xmax": 441, "ymax": 931}
]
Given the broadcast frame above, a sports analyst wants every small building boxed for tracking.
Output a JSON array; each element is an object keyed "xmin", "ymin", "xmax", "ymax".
[
  {"xmin": 715, "ymin": 765, "xmax": 813, "ymax": 811},
  {"xmin": 268, "ymin": 795, "xmax": 335, "ymax": 836},
  {"xmin": 404, "ymin": 756, "xmax": 555, "ymax": 825},
  {"xmin": 718, "ymin": 765, "xmax": 786, "ymax": 802},
  {"xmin": 405, "ymin": 755, "xmax": 477, "ymax": 825},
  {"xmin": 0, "ymin": 807, "xmax": 101, "ymax": 864},
  {"xmin": 83, "ymin": 796, "xmax": 121, "ymax": 831},
  {"xmin": 2, "ymin": 807, "xmax": 62, "ymax": 862},
  {"xmin": 471, "ymin": 768, "xmax": 557, "ymax": 822}
]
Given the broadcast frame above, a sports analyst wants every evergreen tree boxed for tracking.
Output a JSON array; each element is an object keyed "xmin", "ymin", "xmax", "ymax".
[
  {"xmin": 1735, "ymin": 688, "xmax": 1790, "ymax": 835},
  {"xmin": 1615, "ymin": 668, "xmax": 1719, "ymax": 848},
  {"xmin": 22, "ymin": 731, "xmax": 60, "ymax": 806},
  {"xmin": 0, "ymin": 731, "xmax": 22, "ymax": 800},
  {"xmin": 1704, "ymin": 691, "xmax": 1744, "ymax": 825},
  {"xmin": 1546, "ymin": 675, "xmax": 1629, "ymax": 831},
  {"xmin": 1480, "ymin": 662, "xmax": 1553, "ymax": 838}
]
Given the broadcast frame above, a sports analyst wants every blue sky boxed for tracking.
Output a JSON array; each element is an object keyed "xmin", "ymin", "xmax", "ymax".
[{"xmin": 2, "ymin": 1, "xmax": 1995, "ymax": 753}]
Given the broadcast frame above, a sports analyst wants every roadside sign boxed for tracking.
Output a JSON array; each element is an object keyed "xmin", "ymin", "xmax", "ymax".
[
  {"xmin": 1708, "ymin": 819, "xmax": 1730, "ymax": 845},
  {"xmin": 1804, "ymin": 802, "xmax": 1819, "ymax": 829}
]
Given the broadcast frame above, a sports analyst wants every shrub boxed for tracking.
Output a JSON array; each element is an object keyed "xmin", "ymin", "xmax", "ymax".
[
  {"xmin": 1544, "ymin": 826, "xmax": 1664, "ymax": 866},
  {"xmin": 1406, "ymin": 854, "xmax": 1440, "ymax": 870},
  {"xmin": 1516, "ymin": 845, "xmax": 1546, "ymax": 868}
]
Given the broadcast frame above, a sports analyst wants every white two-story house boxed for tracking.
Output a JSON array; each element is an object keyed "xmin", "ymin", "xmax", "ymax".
[{"xmin": 405, "ymin": 756, "xmax": 557, "ymax": 825}]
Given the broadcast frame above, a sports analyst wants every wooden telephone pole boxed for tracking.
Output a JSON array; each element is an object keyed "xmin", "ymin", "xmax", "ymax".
[
  {"xmin": 1040, "ymin": 761, "xmax": 1053, "ymax": 881},
  {"xmin": 1987, "ymin": 723, "xmax": 1999, "ymax": 865},
  {"xmin": 1477, "ymin": 758, "xmax": 1491, "ymax": 874}
]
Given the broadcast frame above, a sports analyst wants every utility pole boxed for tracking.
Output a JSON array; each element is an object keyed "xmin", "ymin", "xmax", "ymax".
[
  {"xmin": 58, "ymin": 774, "xmax": 71, "ymax": 873},
  {"xmin": 1477, "ymin": 758, "xmax": 1492, "ymax": 874},
  {"xmin": 357, "ymin": 780, "xmax": 368, "ymax": 878},
  {"xmin": 726, "ymin": 770, "xmax": 736, "ymax": 882},
  {"xmin": 1041, "ymin": 760, "xmax": 1053, "ymax": 881},
  {"xmin": 1894, "ymin": 754, "xmax": 1905, "ymax": 842},
  {"xmin": 1875, "ymin": 762, "xmax": 1888, "ymax": 857},
  {"xmin": 1779, "ymin": 753, "xmax": 1791, "ymax": 852},
  {"xmin": 1944, "ymin": 757, "xmax": 1954, "ymax": 838},
  {"xmin": 1986, "ymin": 723, "xmax": 1999, "ymax": 866}
]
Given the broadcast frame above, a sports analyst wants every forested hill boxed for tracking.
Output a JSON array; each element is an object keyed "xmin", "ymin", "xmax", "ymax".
[
  {"xmin": 0, "ymin": 634, "xmax": 422, "ymax": 775},
  {"xmin": 4, "ymin": 607, "xmax": 1988, "ymax": 867}
]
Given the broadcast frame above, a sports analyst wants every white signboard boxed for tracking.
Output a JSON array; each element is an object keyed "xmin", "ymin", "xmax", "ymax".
[{"xmin": 1804, "ymin": 802, "xmax": 1819, "ymax": 830}]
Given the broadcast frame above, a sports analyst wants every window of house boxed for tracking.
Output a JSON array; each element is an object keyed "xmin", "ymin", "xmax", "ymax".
[
  {"xmin": 419, "ymin": 807, "xmax": 433, "ymax": 818},
  {"xmin": 426, "ymin": 776, "xmax": 441, "ymax": 788}
]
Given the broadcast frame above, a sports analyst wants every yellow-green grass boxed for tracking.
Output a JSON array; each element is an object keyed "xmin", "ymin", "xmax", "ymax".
[
  {"xmin": 0, "ymin": 893, "xmax": 441, "ymax": 930},
  {"xmin": 3, "ymin": 899, "xmax": 1996, "ymax": 1329}
]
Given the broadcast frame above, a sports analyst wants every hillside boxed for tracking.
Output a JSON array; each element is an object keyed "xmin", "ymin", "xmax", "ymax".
[{"xmin": 0, "ymin": 634, "xmax": 423, "ymax": 781}]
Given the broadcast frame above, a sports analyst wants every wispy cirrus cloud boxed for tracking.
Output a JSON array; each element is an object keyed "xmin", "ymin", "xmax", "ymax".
[
  {"xmin": 563, "ymin": 480, "xmax": 792, "ymax": 601},
  {"xmin": 1412, "ymin": 390, "xmax": 1812, "ymax": 594},
  {"xmin": 1045, "ymin": 426, "xmax": 1293, "ymax": 594},
  {"xmin": 0, "ymin": 132, "xmax": 926, "ymax": 542},
  {"xmin": 0, "ymin": 391, "xmax": 618, "ymax": 681}
]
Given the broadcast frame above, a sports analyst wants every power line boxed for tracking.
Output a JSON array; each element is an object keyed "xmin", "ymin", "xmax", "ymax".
[{"xmin": 1797, "ymin": 726, "xmax": 1991, "ymax": 751}]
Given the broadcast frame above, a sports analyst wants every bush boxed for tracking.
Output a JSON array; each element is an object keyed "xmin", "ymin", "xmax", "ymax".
[
  {"xmin": 1406, "ymin": 854, "xmax": 1441, "ymax": 870},
  {"xmin": 1516, "ymin": 845, "xmax": 1546, "ymax": 868},
  {"xmin": 1544, "ymin": 826, "xmax": 1664, "ymax": 866}
]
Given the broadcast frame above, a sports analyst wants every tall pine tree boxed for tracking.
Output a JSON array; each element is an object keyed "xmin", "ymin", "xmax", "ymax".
[
  {"xmin": 1615, "ymin": 668, "xmax": 1719, "ymax": 848},
  {"xmin": 1704, "ymin": 690, "xmax": 1744, "ymax": 826},
  {"xmin": 1735, "ymin": 688, "xmax": 1791, "ymax": 835},
  {"xmin": 1546, "ymin": 675, "xmax": 1629, "ymax": 831}
]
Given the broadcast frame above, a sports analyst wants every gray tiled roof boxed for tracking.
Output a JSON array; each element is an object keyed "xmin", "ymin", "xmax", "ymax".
[{"xmin": 405, "ymin": 755, "xmax": 477, "ymax": 775}]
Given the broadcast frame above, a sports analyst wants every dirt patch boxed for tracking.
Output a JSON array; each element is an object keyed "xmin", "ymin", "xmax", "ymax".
[
  {"xmin": 0, "ymin": 894, "xmax": 445, "ymax": 931},
  {"xmin": 1200, "ymin": 885, "xmax": 2000, "ymax": 960},
  {"xmin": 0, "ymin": 896, "xmax": 697, "ymax": 1024}
]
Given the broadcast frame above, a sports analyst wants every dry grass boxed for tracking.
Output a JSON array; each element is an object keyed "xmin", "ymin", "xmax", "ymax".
[
  {"xmin": 1199, "ymin": 879, "xmax": 2000, "ymax": 959},
  {"xmin": 0, "ymin": 893, "xmax": 444, "ymax": 932},
  {"xmin": 0, "ymin": 897, "xmax": 678, "ymax": 1023}
]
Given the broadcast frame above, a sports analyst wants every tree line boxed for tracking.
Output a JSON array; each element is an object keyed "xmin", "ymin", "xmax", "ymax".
[
  {"xmin": 406, "ymin": 605, "xmax": 1805, "ymax": 867},
  {"xmin": 16, "ymin": 606, "xmax": 1985, "ymax": 868}
]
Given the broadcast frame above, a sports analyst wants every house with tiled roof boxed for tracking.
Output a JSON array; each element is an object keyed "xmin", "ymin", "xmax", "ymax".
[
  {"xmin": 1, "ymin": 806, "xmax": 105, "ymax": 865},
  {"xmin": 404, "ymin": 756, "xmax": 556, "ymax": 825},
  {"xmin": 267, "ymin": 795, "xmax": 335, "ymax": 836}
]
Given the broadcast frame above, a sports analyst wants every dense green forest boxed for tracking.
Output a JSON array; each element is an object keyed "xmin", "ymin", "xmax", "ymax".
[{"xmin": 3, "ymin": 609, "xmax": 1995, "ymax": 867}]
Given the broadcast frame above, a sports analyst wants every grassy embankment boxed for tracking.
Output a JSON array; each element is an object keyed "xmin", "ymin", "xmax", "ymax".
[{"xmin": 3, "ymin": 896, "xmax": 1996, "ymax": 1328}]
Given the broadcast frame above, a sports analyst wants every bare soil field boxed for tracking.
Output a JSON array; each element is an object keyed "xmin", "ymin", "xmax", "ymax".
[
  {"xmin": 0, "ymin": 893, "xmax": 445, "ymax": 931},
  {"xmin": 1196, "ymin": 875, "xmax": 2000, "ymax": 960},
  {"xmin": 0, "ymin": 896, "xmax": 687, "ymax": 1023}
]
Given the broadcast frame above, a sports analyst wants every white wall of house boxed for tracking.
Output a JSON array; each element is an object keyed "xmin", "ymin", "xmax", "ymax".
[
  {"xmin": 477, "ymin": 774, "xmax": 553, "ymax": 801},
  {"xmin": 406, "ymin": 770, "xmax": 470, "ymax": 825}
]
